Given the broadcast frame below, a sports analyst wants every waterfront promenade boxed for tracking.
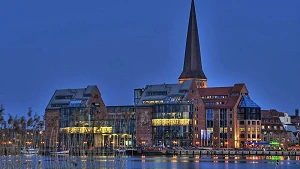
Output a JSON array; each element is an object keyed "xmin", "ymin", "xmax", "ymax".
[
  {"xmin": 167, "ymin": 149, "xmax": 300, "ymax": 156},
  {"xmin": 1, "ymin": 147, "xmax": 300, "ymax": 157}
]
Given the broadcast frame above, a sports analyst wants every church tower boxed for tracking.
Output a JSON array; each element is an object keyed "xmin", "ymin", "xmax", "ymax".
[{"xmin": 178, "ymin": 0, "xmax": 207, "ymax": 88}]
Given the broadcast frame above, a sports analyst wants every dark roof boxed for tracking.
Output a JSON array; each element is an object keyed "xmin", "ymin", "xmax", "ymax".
[
  {"xmin": 46, "ymin": 85, "xmax": 96, "ymax": 109},
  {"xmin": 137, "ymin": 80, "xmax": 194, "ymax": 105},
  {"xmin": 179, "ymin": 0, "xmax": 206, "ymax": 80}
]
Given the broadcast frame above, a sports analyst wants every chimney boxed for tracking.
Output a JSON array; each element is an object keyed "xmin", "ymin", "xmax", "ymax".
[{"xmin": 296, "ymin": 109, "xmax": 299, "ymax": 117}]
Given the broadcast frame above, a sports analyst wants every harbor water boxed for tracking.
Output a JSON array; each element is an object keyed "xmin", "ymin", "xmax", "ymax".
[{"xmin": 0, "ymin": 155, "xmax": 299, "ymax": 169}]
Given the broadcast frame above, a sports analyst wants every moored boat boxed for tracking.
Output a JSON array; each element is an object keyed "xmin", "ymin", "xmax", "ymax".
[
  {"xmin": 20, "ymin": 147, "xmax": 39, "ymax": 154},
  {"xmin": 50, "ymin": 150, "xmax": 70, "ymax": 155},
  {"xmin": 114, "ymin": 146, "xmax": 127, "ymax": 153},
  {"xmin": 140, "ymin": 146, "xmax": 167, "ymax": 155}
]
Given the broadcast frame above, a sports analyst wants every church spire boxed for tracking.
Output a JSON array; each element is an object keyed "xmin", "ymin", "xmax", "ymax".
[{"xmin": 179, "ymin": 0, "xmax": 207, "ymax": 88}]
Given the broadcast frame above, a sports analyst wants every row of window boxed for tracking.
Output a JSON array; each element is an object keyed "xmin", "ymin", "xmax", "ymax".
[
  {"xmin": 153, "ymin": 104, "xmax": 192, "ymax": 113},
  {"xmin": 152, "ymin": 112, "xmax": 191, "ymax": 119},
  {"xmin": 261, "ymin": 125, "xmax": 284, "ymax": 130},
  {"xmin": 146, "ymin": 91, "xmax": 168, "ymax": 96},
  {"xmin": 51, "ymin": 103, "xmax": 69, "ymax": 108},
  {"xmin": 201, "ymin": 95, "xmax": 228, "ymax": 99},
  {"xmin": 262, "ymin": 119, "xmax": 280, "ymax": 124},
  {"xmin": 239, "ymin": 134, "xmax": 260, "ymax": 139},
  {"xmin": 142, "ymin": 100, "xmax": 164, "ymax": 104},
  {"xmin": 204, "ymin": 102, "xmax": 225, "ymax": 106},
  {"xmin": 239, "ymin": 121, "xmax": 260, "ymax": 125},
  {"xmin": 106, "ymin": 107, "xmax": 135, "ymax": 113},
  {"xmin": 152, "ymin": 119, "xmax": 192, "ymax": 126},
  {"xmin": 56, "ymin": 95, "xmax": 73, "ymax": 100},
  {"xmin": 239, "ymin": 127, "xmax": 260, "ymax": 132}
]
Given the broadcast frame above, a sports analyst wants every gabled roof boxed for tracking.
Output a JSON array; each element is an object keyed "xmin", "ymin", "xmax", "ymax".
[
  {"xmin": 225, "ymin": 96, "xmax": 240, "ymax": 107},
  {"xmin": 137, "ymin": 80, "xmax": 193, "ymax": 105},
  {"xmin": 231, "ymin": 83, "xmax": 247, "ymax": 94},
  {"xmin": 46, "ymin": 85, "xmax": 97, "ymax": 109},
  {"xmin": 238, "ymin": 95, "xmax": 260, "ymax": 108}
]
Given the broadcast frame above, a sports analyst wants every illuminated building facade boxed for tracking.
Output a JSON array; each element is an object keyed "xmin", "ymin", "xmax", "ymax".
[
  {"xmin": 134, "ymin": 80, "xmax": 200, "ymax": 147},
  {"xmin": 133, "ymin": 0, "xmax": 262, "ymax": 149},
  {"xmin": 105, "ymin": 106, "xmax": 136, "ymax": 148},
  {"xmin": 197, "ymin": 85, "xmax": 261, "ymax": 148},
  {"xmin": 45, "ymin": 85, "xmax": 107, "ymax": 147},
  {"xmin": 44, "ymin": 0, "xmax": 264, "ymax": 150},
  {"xmin": 236, "ymin": 95, "xmax": 261, "ymax": 147},
  {"xmin": 261, "ymin": 109, "xmax": 288, "ymax": 149},
  {"xmin": 152, "ymin": 104, "xmax": 193, "ymax": 147}
]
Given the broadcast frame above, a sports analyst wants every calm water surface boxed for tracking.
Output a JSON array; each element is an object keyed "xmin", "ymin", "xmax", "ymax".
[{"xmin": 1, "ymin": 155, "xmax": 299, "ymax": 169}]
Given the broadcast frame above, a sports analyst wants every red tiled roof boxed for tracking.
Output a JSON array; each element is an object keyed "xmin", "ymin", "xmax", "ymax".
[
  {"xmin": 226, "ymin": 96, "xmax": 240, "ymax": 107},
  {"xmin": 198, "ymin": 87, "xmax": 232, "ymax": 96},
  {"xmin": 262, "ymin": 109, "xmax": 281, "ymax": 117},
  {"xmin": 231, "ymin": 83, "xmax": 247, "ymax": 93}
]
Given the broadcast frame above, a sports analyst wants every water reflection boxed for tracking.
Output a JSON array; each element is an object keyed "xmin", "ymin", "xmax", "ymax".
[{"xmin": 0, "ymin": 155, "xmax": 300, "ymax": 169}]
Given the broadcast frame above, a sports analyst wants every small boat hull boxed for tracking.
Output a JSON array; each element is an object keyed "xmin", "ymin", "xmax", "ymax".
[
  {"xmin": 21, "ymin": 149, "xmax": 39, "ymax": 154},
  {"xmin": 50, "ymin": 150, "xmax": 70, "ymax": 155},
  {"xmin": 114, "ymin": 149, "xmax": 126, "ymax": 153}
]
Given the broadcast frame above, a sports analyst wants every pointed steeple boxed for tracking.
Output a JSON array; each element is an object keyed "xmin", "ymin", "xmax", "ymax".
[{"xmin": 179, "ymin": 0, "xmax": 207, "ymax": 88}]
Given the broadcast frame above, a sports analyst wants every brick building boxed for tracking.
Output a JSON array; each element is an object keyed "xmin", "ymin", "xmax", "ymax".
[
  {"xmin": 44, "ymin": 0, "xmax": 262, "ymax": 150},
  {"xmin": 44, "ymin": 85, "xmax": 106, "ymax": 147},
  {"xmin": 261, "ymin": 109, "xmax": 287, "ymax": 149},
  {"xmin": 132, "ymin": 0, "xmax": 261, "ymax": 149}
]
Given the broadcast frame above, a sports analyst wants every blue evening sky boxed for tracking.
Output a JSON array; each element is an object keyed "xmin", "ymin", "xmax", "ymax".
[{"xmin": 0, "ymin": 0, "xmax": 299, "ymax": 117}]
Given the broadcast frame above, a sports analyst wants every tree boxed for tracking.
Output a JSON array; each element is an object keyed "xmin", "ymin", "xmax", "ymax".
[
  {"xmin": 7, "ymin": 113, "xmax": 13, "ymax": 143},
  {"xmin": 0, "ymin": 105, "xmax": 6, "ymax": 147},
  {"xmin": 0, "ymin": 105, "xmax": 5, "ymax": 129}
]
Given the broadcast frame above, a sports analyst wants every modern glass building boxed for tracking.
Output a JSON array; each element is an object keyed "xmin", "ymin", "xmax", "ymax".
[
  {"xmin": 152, "ymin": 104, "xmax": 193, "ymax": 147},
  {"xmin": 237, "ymin": 95, "xmax": 261, "ymax": 147}
]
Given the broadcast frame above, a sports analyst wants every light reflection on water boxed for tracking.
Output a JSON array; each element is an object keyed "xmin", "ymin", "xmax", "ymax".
[{"xmin": 0, "ymin": 155, "xmax": 300, "ymax": 169}]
